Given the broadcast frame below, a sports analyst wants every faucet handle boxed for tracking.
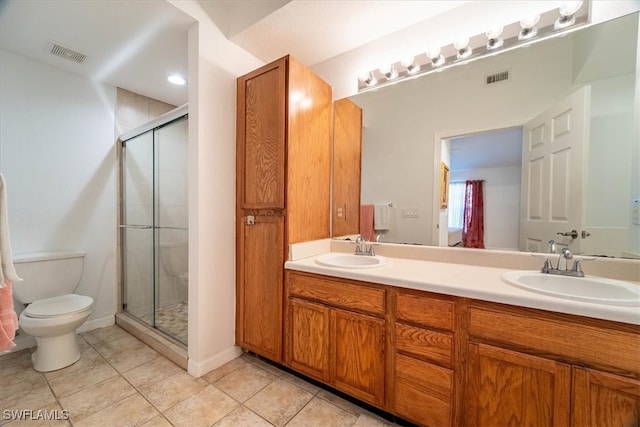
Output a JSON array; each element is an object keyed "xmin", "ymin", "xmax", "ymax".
[
  {"xmin": 571, "ymin": 257, "xmax": 596, "ymax": 275},
  {"xmin": 541, "ymin": 257, "xmax": 553, "ymax": 274}
]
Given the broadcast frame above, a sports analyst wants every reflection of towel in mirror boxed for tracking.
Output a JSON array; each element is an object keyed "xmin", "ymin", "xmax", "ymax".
[
  {"xmin": 360, "ymin": 205, "xmax": 375, "ymax": 241},
  {"xmin": 374, "ymin": 204, "xmax": 390, "ymax": 231},
  {"xmin": 0, "ymin": 174, "xmax": 21, "ymax": 288},
  {"xmin": 0, "ymin": 280, "xmax": 18, "ymax": 352}
]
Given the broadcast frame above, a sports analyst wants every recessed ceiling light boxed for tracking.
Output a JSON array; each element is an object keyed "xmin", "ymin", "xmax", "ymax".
[{"xmin": 168, "ymin": 75, "xmax": 186, "ymax": 85}]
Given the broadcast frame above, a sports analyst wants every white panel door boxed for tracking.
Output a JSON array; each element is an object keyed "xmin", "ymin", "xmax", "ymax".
[{"xmin": 520, "ymin": 86, "xmax": 591, "ymax": 254}]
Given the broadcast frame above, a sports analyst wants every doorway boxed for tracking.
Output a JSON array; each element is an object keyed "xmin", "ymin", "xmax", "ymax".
[{"xmin": 440, "ymin": 127, "xmax": 523, "ymax": 250}]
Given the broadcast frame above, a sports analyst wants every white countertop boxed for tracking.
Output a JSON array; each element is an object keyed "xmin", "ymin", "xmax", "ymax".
[{"xmin": 285, "ymin": 253, "xmax": 640, "ymax": 326}]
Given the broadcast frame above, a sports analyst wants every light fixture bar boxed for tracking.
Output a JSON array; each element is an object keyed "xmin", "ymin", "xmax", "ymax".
[{"xmin": 357, "ymin": 3, "xmax": 589, "ymax": 93}]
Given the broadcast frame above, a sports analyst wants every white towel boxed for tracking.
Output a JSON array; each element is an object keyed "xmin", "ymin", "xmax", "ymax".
[
  {"xmin": 374, "ymin": 203, "xmax": 390, "ymax": 231},
  {"xmin": 0, "ymin": 174, "xmax": 22, "ymax": 288}
]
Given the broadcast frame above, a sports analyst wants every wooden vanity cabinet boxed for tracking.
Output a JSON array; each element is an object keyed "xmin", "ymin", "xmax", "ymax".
[
  {"xmin": 466, "ymin": 342, "xmax": 572, "ymax": 426},
  {"xmin": 390, "ymin": 289, "xmax": 458, "ymax": 427},
  {"xmin": 465, "ymin": 301, "xmax": 640, "ymax": 427},
  {"xmin": 285, "ymin": 271, "xmax": 386, "ymax": 407},
  {"xmin": 572, "ymin": 367, "xmax": 640, "ymax": 426},
  {"xmin": 236, "ymin": 56, "xmax": 332, "ymax": 362}
]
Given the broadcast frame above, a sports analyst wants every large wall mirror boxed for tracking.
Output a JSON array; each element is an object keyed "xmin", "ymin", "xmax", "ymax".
[{"xmin": 334, "ymin": 11, "xmax": 639, "ymax": 259}]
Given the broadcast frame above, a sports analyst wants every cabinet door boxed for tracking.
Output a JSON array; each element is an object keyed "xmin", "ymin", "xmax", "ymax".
[
  {"xmin": 286, "ymin": 298, "xmax": 330, "ymax": 382},
  {"xmin": 466, "ymin": 343, "xmax": 571, "ymax": 427},
  {"xmin": 237, "ymin": 57, "xmax": 286, "ymax": 210},
  {"xmin": 393, "ymin": 353, "xmax": 453, "ymax": 427},
  {"xmin": 331, "ymin": 309, "xmax": 385, "ymax": 407},
  {"xmin": 573, "ymin": 367, "xmax": 640, "ymax": 426},
  {"xmin": 236, "ymin": 215, "xmax": 284, "ymax": 362}
]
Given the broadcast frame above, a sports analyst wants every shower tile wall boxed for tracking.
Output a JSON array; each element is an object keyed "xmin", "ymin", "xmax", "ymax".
[{"xmin": 116, "ymin": 88, "xmax": 176, "ymax": 136}]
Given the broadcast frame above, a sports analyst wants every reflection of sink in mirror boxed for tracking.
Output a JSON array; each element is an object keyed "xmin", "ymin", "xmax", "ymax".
[
  {"xmin": 316, "ymin": 253, "xmax": 390, "ymax": 269},
  {"xmin": 502, "ymin": 271, "xmax": 640, "ymax": 306}
]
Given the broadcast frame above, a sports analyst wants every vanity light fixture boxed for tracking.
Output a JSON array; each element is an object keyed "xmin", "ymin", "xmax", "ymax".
[
  {"xmin": 519, "ymin": 14, "xmax": 541, "ymax": 40},
  {"xmin": 356, "ymin": 1, "xmax": 589, "ymax": 93},
  {"xmin": 401, "ymin": 56, "xmax": 421, "ymax": 74},
  {"xmin": 555, "ymin": 0, "xmax": 584, "ymax": 30},
  {"xmin": 426, "ymin": 47, "xmax": 445, "ymax": 67},
  {"xmin": 454, "ymin": 36, "xmax": 472, "ymax": 59},
  {"xmin": 379, "ymin": 64, "xmax": 398, "ymax": 80},
  {"xmin": 486, "ymin": 25, "xmax": 504, "ymax": 50},
  {"xmin": 358, "ymin": 72, "xmax": 377, "ymax": 87}
]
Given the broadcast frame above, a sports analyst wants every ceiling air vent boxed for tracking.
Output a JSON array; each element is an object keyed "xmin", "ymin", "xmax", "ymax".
[
  {"xmin": 47, "ymin": 40, "xmax": 87, "ymax": 64},
  {"xmin": 485, "ymin": 70, "xmax": 510, "ymax": 86}
]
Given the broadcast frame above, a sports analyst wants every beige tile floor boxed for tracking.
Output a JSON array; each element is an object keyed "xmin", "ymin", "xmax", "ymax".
[{"xmin": 1, "ymin": 326, "xmax": 402, "ymax": 426}]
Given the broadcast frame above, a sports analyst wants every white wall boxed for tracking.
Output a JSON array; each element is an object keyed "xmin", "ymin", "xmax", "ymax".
[
  {"xmin": 0, "ymin": 49, "xmax": 117, "ymax": 330},
  {"xmin": 168, "ymin": 0, "xmax": 263, "ymax": 377}
]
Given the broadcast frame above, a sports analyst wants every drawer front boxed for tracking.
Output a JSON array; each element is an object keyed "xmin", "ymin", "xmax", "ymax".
[
  {"xmin": 395, "ymin": 291, "xmax": 455, "ymax": 331},
  {"xmin": 469, "ymin": 306, "xmax": 640, "ymax": 377},
  {"xmin": 288, "ymin": 272, "xmax": 385, "ymax": 316},
  {"xmin": 395, "ymin": 323, "xmax": 453, "ymax": 367},
  {"xmin": 393, "ymin": 353, "xmax": 453, "ymax": 427}
]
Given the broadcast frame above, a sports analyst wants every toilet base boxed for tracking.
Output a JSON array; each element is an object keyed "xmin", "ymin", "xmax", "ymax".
[{"xmin": 32, "ymin": 331, "xmax": 81, "ymax": 372}]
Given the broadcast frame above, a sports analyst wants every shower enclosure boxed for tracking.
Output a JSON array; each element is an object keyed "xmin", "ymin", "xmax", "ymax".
[{"xmin": 119, "ymin": 105, "xmax": 188, "ymax": 345}]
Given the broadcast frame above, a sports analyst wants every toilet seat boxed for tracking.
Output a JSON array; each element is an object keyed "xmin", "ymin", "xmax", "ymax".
[{"xmin": 24, "ymin": 294, "xmax": 93, "ymax": 319}]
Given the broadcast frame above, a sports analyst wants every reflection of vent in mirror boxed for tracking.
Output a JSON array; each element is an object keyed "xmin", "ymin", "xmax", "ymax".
[
  {"xmin": 486, "ymin": 70, "xmax": 510, "ymax": 85},
  {"xmin": 48, "ymin": 40, "xmax": 87, "ymax": 64}
]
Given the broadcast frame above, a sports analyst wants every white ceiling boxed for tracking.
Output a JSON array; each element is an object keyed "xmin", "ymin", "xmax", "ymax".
[
  {"xmin": 0, "ymin": 0, "xmax": 469, "ymax": 107},
  {"xmin": 450, "ymin": 127, "xmax": 523, "ymax": 171}
]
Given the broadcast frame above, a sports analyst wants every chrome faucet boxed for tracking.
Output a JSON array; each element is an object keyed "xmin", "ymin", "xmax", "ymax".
[
  {"xmin": 354, "ymin": 235, "xmax": 375, "ymax": 256},
  {"xmin": 540, "ymin": 247, "xmax": 590, "ymax": 277}
]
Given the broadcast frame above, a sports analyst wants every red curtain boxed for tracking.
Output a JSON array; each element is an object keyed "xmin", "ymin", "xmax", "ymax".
[{"xmin": 462, "ymin": 180, "xmax": 485, "ymax": 249}]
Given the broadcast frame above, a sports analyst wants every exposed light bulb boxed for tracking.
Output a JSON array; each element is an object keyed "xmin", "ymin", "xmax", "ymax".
[
  {"xmin": 358, "ymin": 72, "xmax": 377, "ymax": 87},
  {"xmin": 453, "ymin": 36, "xmax": 472, "ymax": 59},
  {"xmin": 379, "ymin": 64, "xmax": 398, "ymax": 80},
  {"xmin": 559, "ymin": 0, "xmax": 583, "ymax": 16},
  {"xmin": 555, "ymin": 0, "xmax": 583, "ymax": 29},
  {"xmin": 486, "ymin": 25, "xmax": 504, "ymax": 50},
  {"xmin": 519, "ymin": 14, "xmax": 540, "ymax": 40},
  {"xmin": 426, "ymin": 47, "xmax": 445, "ymax": 67},
  {"xmin": 401, "ymin": 56, "xmax": 420, "ymax": 74}
]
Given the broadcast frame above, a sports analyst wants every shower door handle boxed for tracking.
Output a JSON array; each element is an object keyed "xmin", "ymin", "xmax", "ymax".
[{"xmin": 119, "ymin": 225, "xmax": 153, "ymax": 229}]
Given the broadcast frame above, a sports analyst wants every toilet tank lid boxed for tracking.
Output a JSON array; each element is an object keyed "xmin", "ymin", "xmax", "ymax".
[
  {"xmin": 13, "ymin": 251, "xmax": 86, "ymax": 264},
  {"xmin": 24, "ymin": 294, "xmax": 93, "ymax": 318}
]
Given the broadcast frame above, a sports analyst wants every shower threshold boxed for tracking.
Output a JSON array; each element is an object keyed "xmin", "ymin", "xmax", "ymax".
[{"xmin": 115, "ymin": 312, "xmax": 187, "ymax": 370}]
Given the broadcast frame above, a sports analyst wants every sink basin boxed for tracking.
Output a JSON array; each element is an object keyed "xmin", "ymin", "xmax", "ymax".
[
  {"xmin": 502, "ymin": 271, "xmax": 640, "ymax": 306},
  {"xmin": 315, "ymin": 253, "xmax": 390, "ymax": 269}
]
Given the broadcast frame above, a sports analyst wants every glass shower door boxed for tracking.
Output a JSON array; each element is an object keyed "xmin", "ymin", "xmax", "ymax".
[
  {"xmin": 154, "ymin": 117, "xmax": 188, "ymax": 343},
  {"xmin": 121, "ymin": 115, "xmax": 188, "ymax": 345},
  {"xmin": 121, "ymin": 131, "xmax": 155, "ymax": 325}
]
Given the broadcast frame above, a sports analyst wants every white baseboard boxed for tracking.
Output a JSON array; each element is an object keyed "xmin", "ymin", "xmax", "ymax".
[{"xmin": 187, "ymin": 345, "xmax": 242, "ymax": 377}]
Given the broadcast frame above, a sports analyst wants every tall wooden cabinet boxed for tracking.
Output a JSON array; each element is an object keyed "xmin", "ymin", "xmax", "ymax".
[{"xmin": 236, "ymin": 56, "xmax": 332, "ymax": 362}]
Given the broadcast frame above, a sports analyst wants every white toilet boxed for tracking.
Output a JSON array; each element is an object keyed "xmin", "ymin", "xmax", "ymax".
[{"xmin": 12, "ymin": 251, "xmax": 93, "ymax": 372}]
